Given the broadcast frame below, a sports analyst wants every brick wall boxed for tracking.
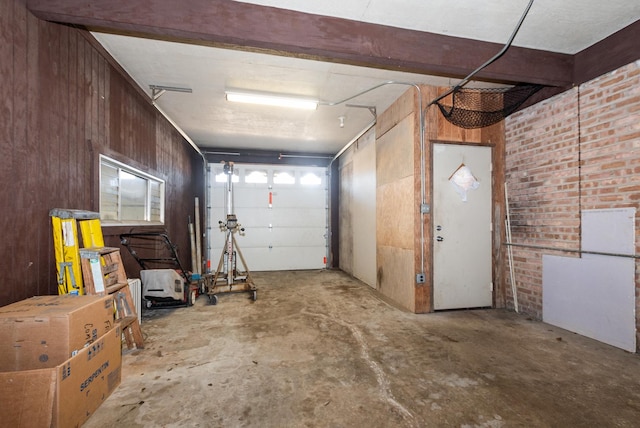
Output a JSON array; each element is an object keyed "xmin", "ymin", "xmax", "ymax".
[
  {"xmin": 504, "ymin": 88, "xmax": 581, "ymax": 315},
  {"xmin": 505, "ymin": 60, "xmax": 640, "ymax": 344}
]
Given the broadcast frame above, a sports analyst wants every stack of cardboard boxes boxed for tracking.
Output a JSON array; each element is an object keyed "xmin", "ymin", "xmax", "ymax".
[{"xmin": 0, "ymin": 294, "xmax": 122, "ymax": 427}]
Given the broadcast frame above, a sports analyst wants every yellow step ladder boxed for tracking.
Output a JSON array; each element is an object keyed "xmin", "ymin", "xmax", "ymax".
[{"xmin": 50, "ymin": 209, "xmax": 103, "ymax": 295}]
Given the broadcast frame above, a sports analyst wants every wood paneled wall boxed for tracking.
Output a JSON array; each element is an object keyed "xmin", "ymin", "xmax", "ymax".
[
  {"xmin": 372, "ymin": 85, "xmax": 505, "ymax": 313},
  {"xmin": 0, "ymin": 0, "xmax": 204, "ymax": 306}
]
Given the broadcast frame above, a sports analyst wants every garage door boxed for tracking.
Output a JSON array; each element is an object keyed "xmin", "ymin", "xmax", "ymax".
[{"xmin": 207, "ymin": 163, "xmax": 328, "ymax": 272}]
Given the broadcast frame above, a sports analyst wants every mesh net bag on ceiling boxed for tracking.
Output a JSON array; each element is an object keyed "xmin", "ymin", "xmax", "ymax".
[{"xmin": 435, "ymin": 83, "xmax": 544, "ymax": 129}]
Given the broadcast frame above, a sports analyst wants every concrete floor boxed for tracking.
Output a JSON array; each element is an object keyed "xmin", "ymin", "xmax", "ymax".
[{"xmin": 85, "ymin": 270, "xmax": 640, "ymax": 427}]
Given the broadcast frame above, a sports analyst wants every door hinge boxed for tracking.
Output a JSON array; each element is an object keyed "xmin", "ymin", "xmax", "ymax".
[{"xmin": 490, "ymin": 282, "xmax": 494, "ymax": 291}]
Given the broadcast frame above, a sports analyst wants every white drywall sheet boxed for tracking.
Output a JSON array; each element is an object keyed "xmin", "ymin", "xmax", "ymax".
[
  {"xmin": 543, "ymin": 255, "xmax": 635, "ymax": 351},
  {"xmin": 581, "ymin": 208, "xmax": 636, "ymax": 255},
  {"xmin": 352, "ymin": 133, "xmax": 377, "ymax": 288},
  {"xmin": 542, "ymin": 208, "xmax": 636, "ymax": 352}
]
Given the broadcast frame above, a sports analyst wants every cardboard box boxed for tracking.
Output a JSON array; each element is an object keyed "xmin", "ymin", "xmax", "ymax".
[
  {"xmin": 0, "ymin": 325, "xmax": 122, "ymax": 427},
  {"xmin": 0, "ymin": 294, "xmax": 115, "ymax": 371}
]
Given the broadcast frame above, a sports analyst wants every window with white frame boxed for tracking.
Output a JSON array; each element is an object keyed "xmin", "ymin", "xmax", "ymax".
[{"xmin": 100, "ymin": 155, "xmax": 165, "ymax": 225}]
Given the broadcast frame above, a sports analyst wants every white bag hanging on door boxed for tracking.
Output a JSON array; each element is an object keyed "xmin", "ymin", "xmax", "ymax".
[{"xmin": 449, "ymin": 163, "xmax": 479, "ymax": 202}]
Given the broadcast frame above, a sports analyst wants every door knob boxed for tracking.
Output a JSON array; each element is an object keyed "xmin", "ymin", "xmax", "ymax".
[{"xmin": 436, "ymin": 236, "xmax": 444, "ymax": 242}]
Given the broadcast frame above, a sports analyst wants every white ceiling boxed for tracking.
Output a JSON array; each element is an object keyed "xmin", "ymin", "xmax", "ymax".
[
  {"xmin": 233, "ymin": 0, "xmax": 638, "ymax": 54},
  {"xmin": 92, "ymin": 0, "xmax": 640, "ymax": 155}
]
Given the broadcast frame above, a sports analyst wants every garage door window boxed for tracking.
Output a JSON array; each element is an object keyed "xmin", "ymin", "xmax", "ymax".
[
  {"xmin": 215, "ymin": 168, "xmax": 239, "ymax": 183},
  {"xmin": 245, "ymin": 170, "xmax": 268, "ymax": 184},
  {"xmin": 301, "ymin": 171, "xmax": 322, "ymax": 186},
  {"xmin": 273, "ymin": 171, "xmax": 295, "ymax": 184}
]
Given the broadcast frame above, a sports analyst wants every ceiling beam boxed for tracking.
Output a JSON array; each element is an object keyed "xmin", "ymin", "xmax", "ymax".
[
  {"xmin": 574, "ymin": 19, "xmax": 640, "ymax": 85},
  {"xmin": 27, "ymin": 0, "xmax": 573, "ymax": 87}
]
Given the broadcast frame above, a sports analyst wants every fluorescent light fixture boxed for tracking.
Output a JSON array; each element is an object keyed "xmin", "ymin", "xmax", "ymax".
[{"xmin": 225, "ymin": 90, "xmax": 318, "ymax": 110}]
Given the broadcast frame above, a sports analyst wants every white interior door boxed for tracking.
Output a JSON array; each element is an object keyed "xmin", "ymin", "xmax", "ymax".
[
  {"xmin": 208, "ymin": 163, "xmax": 327, "ymax": 272},
  {"xmin": 433, "ymin": 144, "xmax": 492, "ymax": 310}
]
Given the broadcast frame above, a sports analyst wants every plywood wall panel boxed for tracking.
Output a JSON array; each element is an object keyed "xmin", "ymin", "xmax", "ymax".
[
  {"xmin": 352, "ymin": 133, "xmax": 378, "ymax": 287},
  {"xmin": 377, "ymin": 246, "xmax": 415, "ymax": 312},
  {"xmin": 377, "ymin": 177, "xmax": 414, "ymax": 249},
  {"xmin": 376, "ymin": 88, "xmax": 415, "ymax": 139},
  {"xmin": 375, "ymin": 91, "xmax": 418, "ymax": 311},
  {"xmin": 339, "ymin": 162, "xmax": 353, "ymax": 275},
  {"xmin": 376, "ymin": 114, "xmax": 415, "ymax": 187}
]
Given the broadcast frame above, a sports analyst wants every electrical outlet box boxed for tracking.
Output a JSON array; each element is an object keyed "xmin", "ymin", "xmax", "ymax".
[{"xmin": 416, "ymin": 273, "xmax": 426, "ymax": 284}]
